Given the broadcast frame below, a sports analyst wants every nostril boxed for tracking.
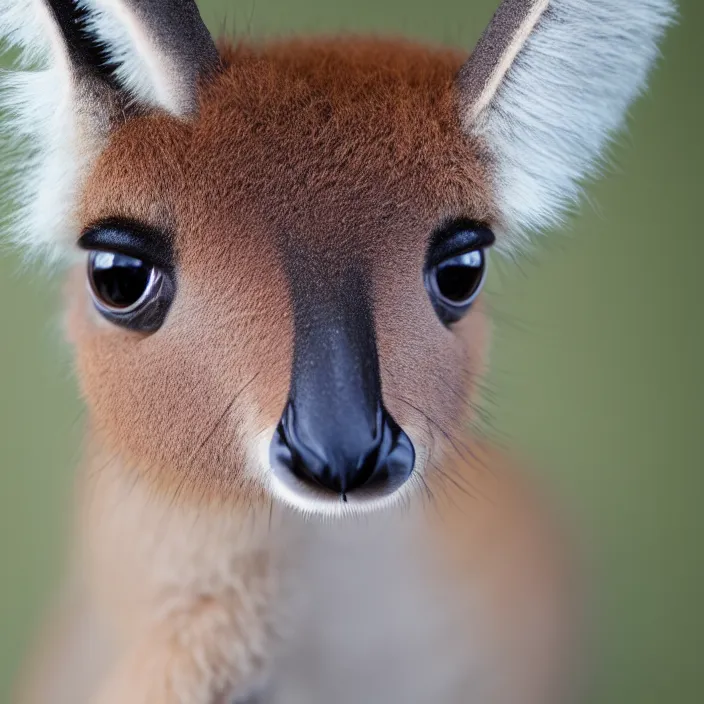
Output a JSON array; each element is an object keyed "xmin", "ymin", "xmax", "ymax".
[{"xmin": 270, "ymin": 402, "xmax": 415, "ymax": 498}]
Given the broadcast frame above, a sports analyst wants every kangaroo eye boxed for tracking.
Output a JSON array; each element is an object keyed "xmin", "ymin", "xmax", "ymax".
[
  {"xmin": 434, "ymin": 249, "xmax": 485, "ymax": 302},
  {"xmin": 89, "ymin": 251, "xmax": 154, "ymax": 309},
  {"xmin": 425, "ymin": 223, "xmax": 493, "ymax": 326},
  {"xmin": 80, "ymin": 221, "xmax": 175, "ymax": 333},
  {"xmin": 87, "ymin": 251, "xmax": 171, "ymax": 331}
]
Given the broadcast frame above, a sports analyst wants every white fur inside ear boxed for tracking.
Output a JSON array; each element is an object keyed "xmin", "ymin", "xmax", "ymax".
[
  {"xmin": 79, "ymin": 0, "xmax": 188, "ymax": 115},
  {"xmin": 472, "ymin": 0, "xmax": 676, "ymax": 253},
  {"xmin": 0, "ymin": 0, "xmax": 90, "ymax": 263},
  {"xmin": 1, "ymin": 0, "xmax": 212, "ymax": 260}
]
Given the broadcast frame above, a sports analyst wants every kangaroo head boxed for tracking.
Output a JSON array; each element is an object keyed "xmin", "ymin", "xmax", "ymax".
[{"xmin": 0, "ymin": 0, "xmax": 674, "ymax": 515}]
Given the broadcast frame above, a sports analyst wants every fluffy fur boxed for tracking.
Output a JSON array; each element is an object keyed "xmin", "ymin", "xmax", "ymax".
[
  {"xmin": 0, "ymin": 0, "xmax": 86, "ymax": 262},
  {"xmin": 461, "ymin": 0, "xmax": 676, "ymax": 252},
  {"xmin": 80, "ymin": 0, "xmax": 183, "ymax": 113},
  {"xmin": 0, "ymin": 0, "xmax": 215, "ymax": 262},
  {"xmin": 78, "ymin": 0, "xmax": 216, "ymax": 115}
]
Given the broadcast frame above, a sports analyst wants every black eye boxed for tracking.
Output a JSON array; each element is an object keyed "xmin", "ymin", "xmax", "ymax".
[
  {"xmin": 433, "ymin": 249, "xmax": 485, "ymax": 303},
  {"xmin": 89, "ymin": 251, "xmax": 155, "ymax": 311},
  {"xmin": 425, "ymin": 222, "xmax": 493, "ymax": 326},
  {"xmin": 80, "ymin": 221, "xmax": 175, "ymax": 332}
]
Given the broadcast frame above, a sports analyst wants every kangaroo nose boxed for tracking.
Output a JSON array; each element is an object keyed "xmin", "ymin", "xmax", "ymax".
[{"xmin": 270, "ymin": 401, "xmax": 415, "ymax": 497}]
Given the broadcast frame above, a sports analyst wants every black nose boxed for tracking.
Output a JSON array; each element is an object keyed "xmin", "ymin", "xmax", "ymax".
[{"xmin": 270, "ymin": 401, "xmax": 415, "ymax": 497}]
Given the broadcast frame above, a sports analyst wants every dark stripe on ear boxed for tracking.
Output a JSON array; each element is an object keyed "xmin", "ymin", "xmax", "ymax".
[
  {"xmin": 45, "ymin": 0, "xmax": 119, "ymax": 87},
  {"xmin": 121, "ymin": 0, "xmax": 219, "ymax": 79}
]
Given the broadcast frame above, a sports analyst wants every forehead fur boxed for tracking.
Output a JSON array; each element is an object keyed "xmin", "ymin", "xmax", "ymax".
[{"xmin": 81, "ymin": 37, "xmax": 493, "ymax": 241}]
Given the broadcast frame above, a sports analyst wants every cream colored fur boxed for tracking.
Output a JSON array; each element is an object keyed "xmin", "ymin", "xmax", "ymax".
[{"xmin": 14, "ymin": 447, "xmax": 575, "ymax": 704}]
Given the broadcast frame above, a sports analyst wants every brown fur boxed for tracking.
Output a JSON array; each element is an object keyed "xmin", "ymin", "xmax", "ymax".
[
  {"xmin": 70, "ymin": 38, "xmax": 493, "ymax": 505},
  {"xmin": 17, "ymin": 38, "xmax": 575, "ymax": 704}
]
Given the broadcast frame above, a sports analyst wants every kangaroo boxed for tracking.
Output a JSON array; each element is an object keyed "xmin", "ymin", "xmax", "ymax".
[{"xmin": 3, "ymin": 1, "xmax": 674, "ymax": 703}]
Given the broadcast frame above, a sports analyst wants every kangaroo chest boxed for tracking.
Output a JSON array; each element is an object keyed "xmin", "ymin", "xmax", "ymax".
[{"xmin": 268, "ymin": 519, "xmax": 495, "ymax": 704}]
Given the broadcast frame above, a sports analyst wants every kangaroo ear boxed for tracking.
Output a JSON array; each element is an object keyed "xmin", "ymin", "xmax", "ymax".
[
  {"xmin": 457, "ymin": 0, "xmax": 676, "ymax": 252},
  {"xmin": 82, "ymin": 0, "xmax": 219, "ymax": 115},
  {"xmin": 0, "ymin": 0, "xmax": 217, "ymax": 261}
]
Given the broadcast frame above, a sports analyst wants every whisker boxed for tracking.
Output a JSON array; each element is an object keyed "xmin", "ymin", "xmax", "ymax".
[
  {"xmin": 160, "ymin": 373, "xmax": 262, "ymax": 511},
  {"xmin": 268, "ymin": 496, "xmax": 275, "ymax": 533},
  {"xmin": 390, "ymin": 394, "xmax": 496, "ymax": 503},
  {"xmin": 86, "ymin": 448, "xmax": 121, "ymax": 481},
  {"xmin": 188, "ymin": 372, "xmax": 261, "ymax": 465}
]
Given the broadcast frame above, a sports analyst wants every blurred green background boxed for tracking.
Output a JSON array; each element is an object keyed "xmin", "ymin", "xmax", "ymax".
[{"xmin": 0, "ymin": 0, "xmax": 701, "ymax": 702}]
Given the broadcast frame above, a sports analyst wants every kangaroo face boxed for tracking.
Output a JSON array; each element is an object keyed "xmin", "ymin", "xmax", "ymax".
[
  {"xmin": 1, "ymin": 1, "xmax": 673, "ymax": 515},
  {"xmin": 68, "ymin": 41, "xmax": 494, "ymax": 513}
]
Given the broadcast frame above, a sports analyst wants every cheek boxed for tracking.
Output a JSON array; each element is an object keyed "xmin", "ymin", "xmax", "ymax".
[
  {"xmin": 71, "ymin": 324, "xmax": 234, "ymax": 480},
  {"xmin": 65, "ymin": 272, "xmax": 295, "ymax": 500},
  {"xmin": 454, "ymin": 297, "xmax": 491, "ymax": 385},
  {"xmin": 376, "ymin": 295, "xmax": 490, "ymax": 451}
]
